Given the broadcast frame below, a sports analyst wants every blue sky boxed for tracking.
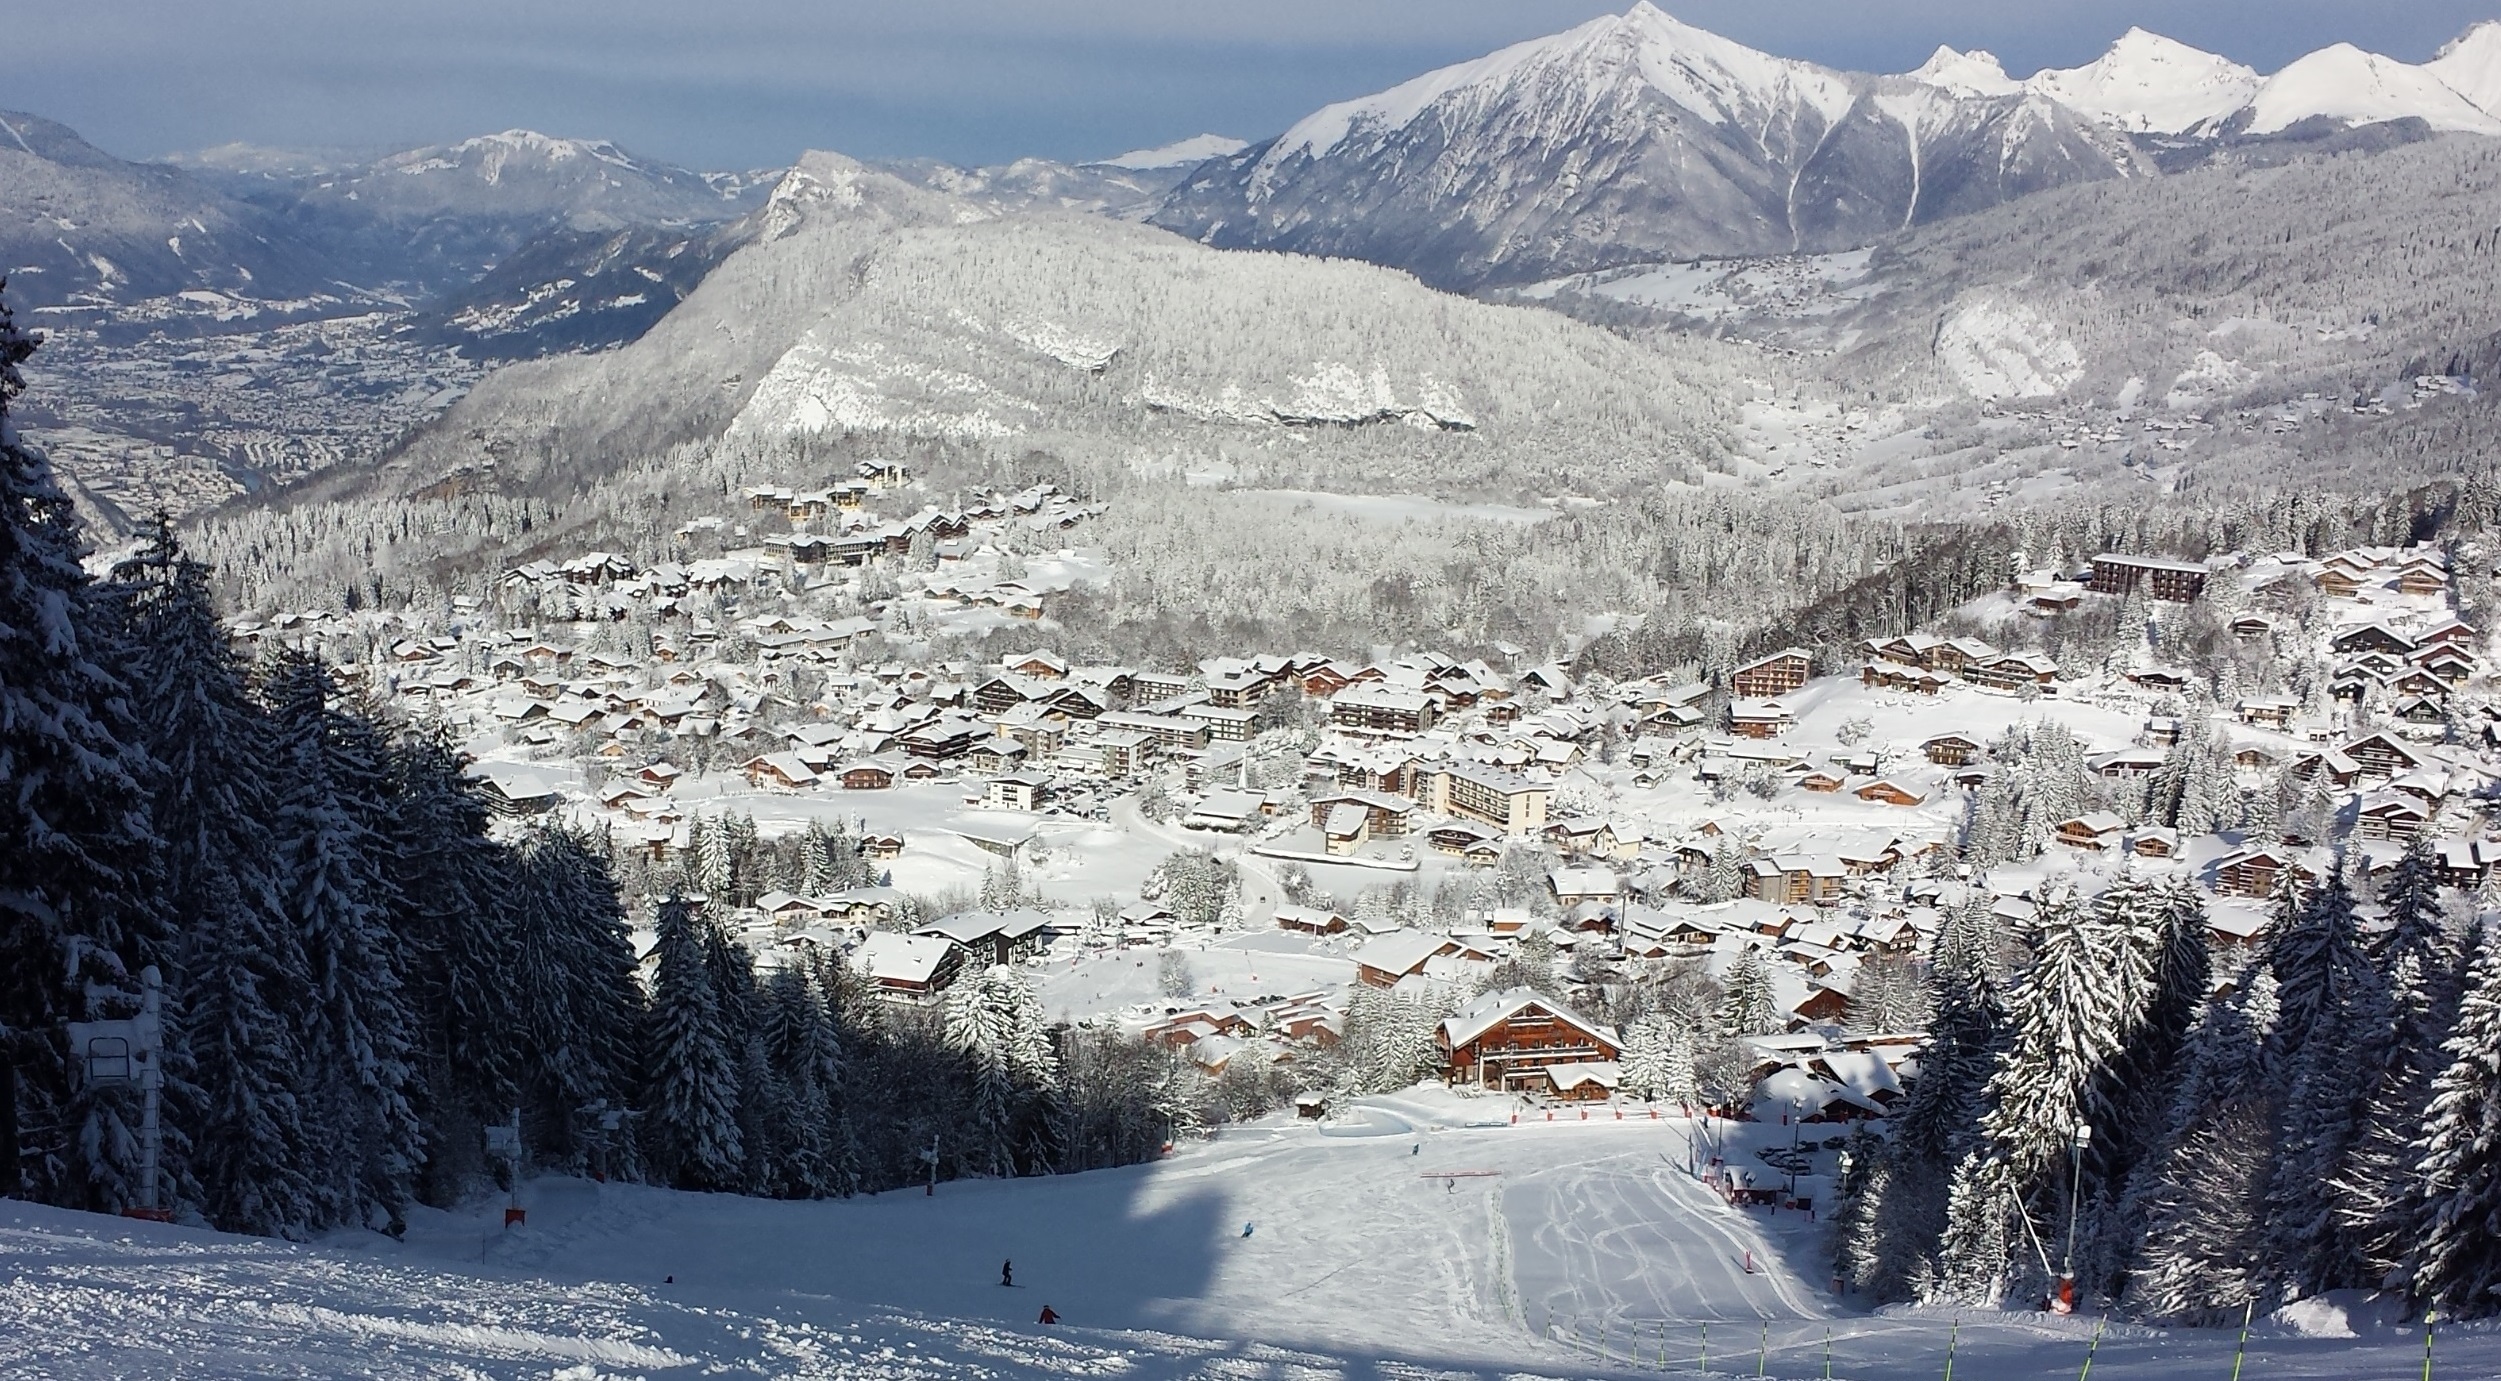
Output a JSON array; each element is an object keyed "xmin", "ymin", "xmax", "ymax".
[{"xmin": 19, "ymin": 2, "xmax": 2501, "ymax": 169}]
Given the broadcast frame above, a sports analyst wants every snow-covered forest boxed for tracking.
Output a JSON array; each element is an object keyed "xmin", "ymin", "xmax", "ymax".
[{"xmin": 1830, "ymin": 857, "xmax": 2501, "ymax": 1319}]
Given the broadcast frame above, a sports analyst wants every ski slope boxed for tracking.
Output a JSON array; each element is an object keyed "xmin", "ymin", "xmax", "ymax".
[{"xmin": 4, "ymin": 1103, "xmax": 2494, "ymax": 1378}]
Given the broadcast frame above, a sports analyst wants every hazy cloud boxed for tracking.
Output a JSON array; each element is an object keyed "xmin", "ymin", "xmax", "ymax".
[{"xmin": 17, "ymin": 1, "xmax": 2501, "ymax": 169}]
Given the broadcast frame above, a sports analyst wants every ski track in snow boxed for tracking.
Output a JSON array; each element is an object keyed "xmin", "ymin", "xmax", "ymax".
[{"xmin": 6, "ymin": 1113, "xmax": 2499, "ymax": 1379}]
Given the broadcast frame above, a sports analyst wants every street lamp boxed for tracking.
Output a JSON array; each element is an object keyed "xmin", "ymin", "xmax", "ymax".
[{"xmin": 2058, "ymin": 1123, "xmax": 2094, "ymax": 1314}]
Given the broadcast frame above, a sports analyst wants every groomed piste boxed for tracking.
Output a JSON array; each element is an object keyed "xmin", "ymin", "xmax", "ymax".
[{"xmin": 3, "ymin": 1093, "xmax": 2484, "ymax": 1379}]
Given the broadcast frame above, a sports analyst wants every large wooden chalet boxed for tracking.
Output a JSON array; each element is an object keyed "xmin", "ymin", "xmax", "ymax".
[
  {"xmin": 1437, "ymin": 988, "xmax": 1623, "ymax": 1094},
  {"xmin": 1730, "ymin": 649, "xmax": 1813, "ymax": 700}
]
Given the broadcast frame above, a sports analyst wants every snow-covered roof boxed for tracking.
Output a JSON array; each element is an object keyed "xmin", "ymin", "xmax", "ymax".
[
  {"xmin": 852, "ymin": 932, "xmax": 954, "ymax": 986},
  {"xmin": 1439, "ymin": 986, "xmax": 1617, "ymax": 1052},
  {"xmin": 1354, "ymin": 930, "xmax": 1458, "ymax": 977}
]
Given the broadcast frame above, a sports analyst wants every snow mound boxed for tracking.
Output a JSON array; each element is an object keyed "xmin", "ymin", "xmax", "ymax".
[
  {"xmin": 2025, "ymin": 28, "xmax": 2260, "ymax": 134},
  {"xmin": 2273, "ymin": 1290, "xmax": 2417, "ymax": 1339},
  {"xmin": 1095, "ymin": 135, "xmax": 1248, "ymax": 170},
  {"xmin": 1935, "ymin": 296, "xmax": 2084, "ymax": 400},
  {"xmin": 2242, "ymin": 43, "xmax": 2501, "ymax": 136}
]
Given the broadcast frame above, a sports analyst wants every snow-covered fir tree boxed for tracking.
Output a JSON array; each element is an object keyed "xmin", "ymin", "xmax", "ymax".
[
  {"xmin": 2260, "ymin": 874, "xmax": 2389, "ymax": 1298},
  {"xmin": 2333, "ymin": 844, "xmax": 2467, "ymax": 1287},
  {"xmin": 1619, "ymin": 1012, "xmax": 1701, "ymax": 1108},
  {"xmin": 2406, "ymin": 921, "xmax": 2501, "ymax": 1317},
  {"xmin": 266, "ymin": 651, "xmax": 423, "ymax": 1232},
  {"xmin": 1846, "ymin": 893, "xmax": 2004, "ymax": 1301},
  {"xmin": 1720, "ymin": 945, "xmax": 1781, "ymax": 1036},
  {"xmin": 2126, "ymin": 971, "xmax": 2280, "ymax": 1323},
  {"xmin": 0, "ymin": 290, "xmax": 163, "ymax": 1210},
  {"xmin": 944, "ymin": 963, "xmax": 1061, "ymax": 1178},
  {"xmin": 644, "ymin": 899, "xmax": 743, "ymax": 1190}
]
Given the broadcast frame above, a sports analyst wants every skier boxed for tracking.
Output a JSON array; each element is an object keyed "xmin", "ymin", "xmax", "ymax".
[
  {"xmin": 1241, "ymin": 1221, "xmax": 1254, "ymax": 1238},
  {"xmin": 1038, "ymin": 1305, "xmax": 1060, "ymax": 1325},
  {"xmin": 1002, "ymin": 1259, "xmax": 1014, "ymax": 1287}
]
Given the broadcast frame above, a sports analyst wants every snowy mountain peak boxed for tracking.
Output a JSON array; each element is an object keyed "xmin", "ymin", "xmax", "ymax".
[
  {"xmin": 1162, "ymin": 4, "xmax": 2137, "ymax": 289},
  {"xmin": 2243, "ymin": 42, "xmax": 2501, "ymax": 136},
  {"xmin": 2023, "ymin": 29, "xmax": 2259, "ymax": 134},
  {"xmin": 1908, "ymin": 47, "xmax": 2019, "ymax": 98},
  {"xmin": 1257, "ymin": 3, "xmax": 1853, "ymax": 173},
  {"xmin": 1094, "ymin": 134, "xmax": 1250, "ymax": 170},
  {"xmin": 2428, "ymin": 20, "xmax": 2501, "ymax": 117}
]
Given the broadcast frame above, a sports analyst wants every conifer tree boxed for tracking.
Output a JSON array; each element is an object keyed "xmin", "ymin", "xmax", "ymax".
[
  {"xmin": 510, "ymin": 828, "xmax": 645, "ymax": 1175},
  {"xmin": 2262, "ymin": 876, "xmax": 2389, "ymax": 1297},
  {"xmin": 267, "ymin": 651, "xmax": 422, "ymax": 1229},
  {"xmin": 946, "ymin": 964, "xmax": 1059, "ymax": 1177},
  {"xmin": 1946, "ymin": 896, "xmax": 2138, "ymax": 1301},
  {"xmin": 1619, "ymin": 1012, "xmax": 1700, "ymax": 1107},
  {"xmin": 1721, "ymin": 946, "xmax": 1781, "ymax": 1036},
  {"xmin": 2408, "ymin": 923, "xmax": 2501, "ymax": 1317},
  {"xmin": 185, "ymin": 867, "xmax": 317, "ymax": 1238},
  {"xmin": 2335, "ymin": 850, "xmax": 2467, "ymax": 1286},
  {"xmin": 1850, "ymin": 895, "xmax": 2005, "ymax": 1300},
  {"xmin": 2127, "ymin": 972, "xmax": 2280, "ymax": 1323},
  {"xmin": 644, "ymin": 899, "xmax": 742, "ymax": 1189},
  {"xmin": 0, "ymin": 288, "xmax": 164, "ymax": 1210},
  {"xmin": 2091, "ymin": 873, "xmax": 2210, "ymax": 1277},
  {"xmin": 382, "ymin": 730, "xmax": 519, "ymax": 1202},
  {"xmin": 759, "ymin": 963, "xmax": 846, "ymax": 1198}
]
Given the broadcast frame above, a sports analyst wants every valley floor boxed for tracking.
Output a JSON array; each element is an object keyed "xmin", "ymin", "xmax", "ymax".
[{"xmin": 3, "ymin": 1099, "xmax": 2490, "ymax": 1379}]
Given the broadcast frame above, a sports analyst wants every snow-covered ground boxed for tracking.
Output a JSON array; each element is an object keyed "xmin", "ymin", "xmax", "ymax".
[{"xmin": 8, "ymin": 1105, "xmax": 2494, "ymax": 1378}]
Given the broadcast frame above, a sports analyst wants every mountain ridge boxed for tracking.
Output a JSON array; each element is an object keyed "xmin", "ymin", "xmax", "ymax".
[
  {"xmin": 1146, "ymin": 5, "xmax": 2501, "ymax": 290},
  {"xmin": 1150, "ymin": 3, "xmax": 2145, "ymax": 289}
]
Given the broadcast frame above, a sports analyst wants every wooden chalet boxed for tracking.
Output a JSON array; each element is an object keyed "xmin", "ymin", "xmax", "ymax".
[
  {"xmin": 2332, "ymin": 623, "xmax": 2416, "ymax": 657},
  {"xmin": 2055, "ymin": 812, "xmax": 2125, "ymax": 851},
  {"xmin": 743, "ymin": 753, "xmax": 821, "ymax": 791},
  {"xmin": 1966, "ymin": 653, "xmax": 2060, "ymax": 692},
  {"xmin": 1273, "ymin": 906, "xmax": 1348, "ymax": 935},
  {"xmin": 840, "ymin": 761, "xmax": 897, "ymax": 790},
  {"xmin": 1727, "ymin": 700, "xmax": 1796, "ymax": 739},
  {"xmin": 1353, "ymin": 931, "xmax": 1491, "ymax": 988},
  {"xmin": 1860, "ymin": 662, "xmax": 1949, "ymax": 696},
  {"xmin": 1922, "ymin": 734, "xmax": 1982, "ymax": 766},
  {"xmin": 1854, "ymin": 779, "xmax": 1925, "ymax": 808},
  {"xmin": 1745, "ymin": 855, "xmax": 1846, "ymax": 906},
  {"xmin": 2344, "ymin": 732, "xmax": 2422, "ymax": 779},
  {"xmin": 2356, "ymin": 792, "xmax": 2432, "ymax": 842},
  {"xmin": 1730, "ymin": 649, "xmax": 1813, "ymax": 700},
  {"xmin": 2213, "ymin": 848, "xmax": 2314, "ymax": 900},
  {"xmin": 1437, "ymin": 989, "xmax": 1622, "ymax": 1093}
]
